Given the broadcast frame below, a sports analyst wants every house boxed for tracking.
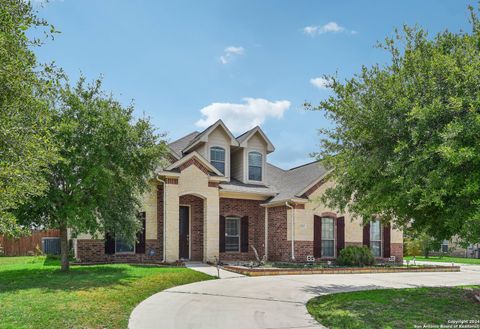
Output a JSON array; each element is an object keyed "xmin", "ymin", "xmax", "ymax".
[
  {"xmin": 74, "ymin": 120, "xmax": 403, "ymax": 263},
  {"xmin": 437, "ymin": 238, "xmax": 480, "ymax": 259}
]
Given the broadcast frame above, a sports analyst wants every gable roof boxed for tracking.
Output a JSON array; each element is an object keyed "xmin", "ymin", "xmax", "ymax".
[
  {"xmin": 168, "ymin": 131, "xmax": 199, "ymax": 158},
  {"xmin": 265, "ymin": 161, "xmax": 328, "ymax": 203},
  {"xmin": 182, "ymin": 120, "xmax": 238, "ymax": 153},
  {"xmin": 236, "ymin": 126, "xmax": 275, "ymax": 153},
  {"xmin": 164, "ymin": 151, "xmax": 226, "ymax": 177}
]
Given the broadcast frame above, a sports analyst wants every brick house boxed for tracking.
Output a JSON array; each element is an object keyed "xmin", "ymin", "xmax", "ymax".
[{"xmin": 74, "ymin": 120, "xmax": 403, "ymax": 263}]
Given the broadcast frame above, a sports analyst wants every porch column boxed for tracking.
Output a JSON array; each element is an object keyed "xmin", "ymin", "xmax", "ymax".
[
  {"xmin": 164, "ymin": 182, "xmax": 179, "ymax": 262},
  {"xmin": 203, "ymin": 196, "xmax": 220, "ymax": 262}
]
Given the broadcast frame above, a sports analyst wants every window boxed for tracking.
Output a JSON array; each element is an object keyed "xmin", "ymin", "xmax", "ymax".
[
  {"xmin": 248, "ymin": 152, "xmax": 262, "ymax": 181},
  {"xmin": 210, "ymin": 147, "xmax": 225, "ymax": 175},
  {"xmin": 441, "ymin": 240, "xmax": 449, "ymax": 253},
  {"xmin": 115, "ymin": 238, "xmax": 135, "ymax": 253},
  {"xmin": 370, "ymin": 220, "xmax": 382, "ymax": 257},
  {"xmin": 321, "ymin": 217, "xmax": 335, "ymax": 257},
  {"xmin": 225, "ymin": 217, "xmax": 240, "ymax": 252}
]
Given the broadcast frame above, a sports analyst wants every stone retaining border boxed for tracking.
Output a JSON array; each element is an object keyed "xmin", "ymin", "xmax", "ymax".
[{"xmin": 223, "ymin": 265, "xmax": 460, "ymax": 276}]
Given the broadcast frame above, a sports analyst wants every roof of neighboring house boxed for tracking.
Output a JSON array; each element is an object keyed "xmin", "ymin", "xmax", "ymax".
[{"xmin": 167, "ymin": 130, "xmax": 328, "ymax": 203}]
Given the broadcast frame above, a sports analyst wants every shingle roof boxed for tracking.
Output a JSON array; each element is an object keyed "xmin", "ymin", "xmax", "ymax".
[
  {"xmin": 219, "ymin": 178, "xmax": 277, "ymax": 196},
  {"xmin": 266, "ymin": 161, "xmax": 328, "ymax": 203},
  {"xmin": 168, "ymin": 131, "xmax": 199, "ymax": 157},
  {"xmin": 235, "ymin": 127, "xmax": 255, "ymax": 144},
  {"xmin": 168, "ymin": 131, "xmax": 328, "ymax": 202}
]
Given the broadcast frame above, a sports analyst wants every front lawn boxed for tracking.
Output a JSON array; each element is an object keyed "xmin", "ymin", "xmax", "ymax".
[
  {"xmin": 307, "ymin": 286, "xmax": 480, "ymax": 329},
  {"xmin": 0, "ymin": 256, "xmax": 213, "ymax": 329},
  {"xmin": 404, "ymin": 255, "xmax": 480, "ymax": 265}
]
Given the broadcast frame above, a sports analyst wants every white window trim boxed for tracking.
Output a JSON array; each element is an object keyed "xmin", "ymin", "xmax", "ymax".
[
  {"xmin": 370, "ymin": 220, "xmax": 382, "ymax": 258},
  {"xmin": 209, "ymin": 146, "xmax": 226, "ymax": 175},
  {"xmin": 321, "ymin": 217, "xmax": 336, "ymax": 258},
  {"xmin": 246, "ymin": 150, "xmax": 264, "ymax": 183},
  {"xmin": 225, "ymin": 216, "xmax": 241, "ymax": 252}
]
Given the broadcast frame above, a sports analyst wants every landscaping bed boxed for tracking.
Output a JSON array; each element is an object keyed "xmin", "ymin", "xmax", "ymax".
[
  {"xmin": 0, "ymin": 256, "xmax": 213, "ymax": 329},
  {"xmin": 222, "ymin": 264, "xmax": 460, "ymax": 276},
  {"xmin": 307, "ymin": 286, "xmax": 480, "ymax": 329}
]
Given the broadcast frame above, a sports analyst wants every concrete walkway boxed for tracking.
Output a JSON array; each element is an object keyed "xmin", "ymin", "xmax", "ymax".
[
  {"xmin": 129, "ymin": 266, "xmax": 480, "ymax": 329},
  {"xmin": 184, "ymin": 262, "xmax": 244, "ymax": 279}
]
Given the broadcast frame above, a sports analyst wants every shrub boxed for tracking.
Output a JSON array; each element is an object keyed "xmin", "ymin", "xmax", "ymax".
[{"xmin": 336, "ymin": 246, "xmax": 375, "ymax": 267}]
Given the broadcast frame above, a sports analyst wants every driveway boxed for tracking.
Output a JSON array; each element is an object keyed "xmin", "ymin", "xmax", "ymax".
[{"xmin": 129, "ymin": 264, "xmax": 480, "ymax": 329}]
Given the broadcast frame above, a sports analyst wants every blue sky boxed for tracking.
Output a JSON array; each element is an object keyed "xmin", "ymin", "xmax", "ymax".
[{"xmin": 33, "ymin": 0, "xmax": 474, "ymax": 169}]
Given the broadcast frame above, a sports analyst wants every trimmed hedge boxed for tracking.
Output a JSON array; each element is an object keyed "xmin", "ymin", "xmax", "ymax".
[{"xmin": 336, "ymin": 246, "xmax": 375, "ymax": 266}]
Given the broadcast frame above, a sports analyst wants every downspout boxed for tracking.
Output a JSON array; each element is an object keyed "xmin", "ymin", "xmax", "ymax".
[
  {"xmin": 157, "ymin": 178, "xmax": 167, "ymax": 262},
  {"xmin": 264, "ymin": 207, "xmax": 268, "ymax": 261},
  {"xmin": 285, "ymin": 202, "xmax": 295, "ymax": 261}
]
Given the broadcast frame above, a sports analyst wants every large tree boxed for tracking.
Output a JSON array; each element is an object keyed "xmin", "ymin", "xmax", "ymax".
[
  {"xmin": 0, "ymin": 0, "xmax": 59, "ymax": 235},
  {"xmin": 17, "ymin": 78, "xmax": 167, "ymax": 271},
  {"xmin": 308, "ymin": 6, "xmax": 480, "ymax": 245}
]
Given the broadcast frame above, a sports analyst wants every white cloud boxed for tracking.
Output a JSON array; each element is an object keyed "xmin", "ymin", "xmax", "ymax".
[
  {"xmin": 310, "ymin": 77, "xmax": 331, "ymax": 89},
  {"xmin": 303, "ymin": 22, "xmax": 355, "ymax": 36},
  {"xmin": 195, "ymin": 98, "xmax": 291, "ymax": 134},
  {"xmin": 219, "ymin": 46, "xmax": 245, "ymax": 64}
]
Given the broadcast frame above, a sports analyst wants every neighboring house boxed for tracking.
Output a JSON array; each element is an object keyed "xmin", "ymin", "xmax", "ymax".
[
  {"xmin": 437, "ymin": 238, "xmax": 480, "ymax": 258},
  {"xmin": 74, "ymin": 120, "xmax": 403, "ymax": 263}
]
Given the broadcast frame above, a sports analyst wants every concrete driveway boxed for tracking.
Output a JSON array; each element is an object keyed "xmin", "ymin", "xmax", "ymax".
[{"xmin": 129, "ymin": 264, "xmax": 480, "ymax": 329}]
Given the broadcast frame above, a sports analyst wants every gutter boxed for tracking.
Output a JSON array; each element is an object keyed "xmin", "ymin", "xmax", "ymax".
[
  {"xmin": 285, "ymin": 202, "xmax": 295, "ymax": 261},
  {"xmin": 157, "ymin": 177, "xmax": 167, "ymax": 262}
]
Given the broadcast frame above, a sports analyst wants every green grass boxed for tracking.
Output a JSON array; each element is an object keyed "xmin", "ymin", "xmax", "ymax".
[
  {"xmin": 404, "ymin": 255, "xmax": 480, "ymax": 265},
  {"xmin": 0, "ymin": 256, "xmax": 213, "ymax": 329},
  {"xmin": 307, "ymin": 286, "xmax": 480, "ymax": 329}
]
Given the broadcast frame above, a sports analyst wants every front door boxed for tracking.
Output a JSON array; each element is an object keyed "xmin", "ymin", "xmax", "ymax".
[{"xmin": 179, "ymin": 206, "xmax": 190, "ymax": 260}]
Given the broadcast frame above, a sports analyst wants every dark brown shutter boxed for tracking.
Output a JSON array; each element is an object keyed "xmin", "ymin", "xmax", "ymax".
[
  {"xmin": 383, "ymin": 223, "xmax": 391, "ymax": 258},
  {"xmin": 241, "ymin": 216, "xmax": 249, "ymax": 252},
  {"xmin": 313, "ymin": 215, "xmax": 322, "ymax": 258},
  {"xmin": 363, "ymin": 222, "xmax": 371, "ymax": 247},
  {"xmin": 136, "ymin": 212, "xmax": 146, "ymax": 254},
  {"xmin": 105, "ymin": 232, "xmax": 115, "ymax": 255},
  {"xmin": 219, "ymin": 215, "xmax": 226, "ymax": 252},
  {"xmin": 336, "ymin": 217, "xmax": 345, "ymax": 257}
]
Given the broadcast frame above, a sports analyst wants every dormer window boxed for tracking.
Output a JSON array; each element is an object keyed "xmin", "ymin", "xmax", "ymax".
[
  {"xmin": 210, "ymin": 146, "xmax": 225, "ymax": 175},
  {"xmin": 248, "ymin": 151, "xmax": 262, "ymax": 181}
]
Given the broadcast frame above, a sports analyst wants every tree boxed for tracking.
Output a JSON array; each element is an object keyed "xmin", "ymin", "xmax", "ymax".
[
  {"xmin": 16, "ymin": 78, "xmax": 167, "ymax": 271},
  {"xmin": 0, "ymin": 0, "xmax": 60, "ymax": 235},
  {"xmin": 308, "ymin": 6, "xmax": 480, "ymax": 245},
  {"xmin": 404, "ymin": 230, "xmax": 441, "ymax": 258}
]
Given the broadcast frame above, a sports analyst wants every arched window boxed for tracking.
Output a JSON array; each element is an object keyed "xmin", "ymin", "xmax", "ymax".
[
  {"xmin": 210, "ymin": 147, "xmax": 225, "ymax": 174},
  {"xmin": 248, "ymin": 151, "xmax": 262, "ymax": 181}
]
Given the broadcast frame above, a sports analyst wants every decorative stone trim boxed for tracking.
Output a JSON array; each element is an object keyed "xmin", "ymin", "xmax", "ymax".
[
  {"xmin": 302, "ymin": 177, "xmax": 328, "ymax": 197},
  {"xmin": 208, "ymin": 181, "xmax": 219, "ymax": 188},
  {"xmin": 320, "ymin": 211, "xmax": 337, "ymax": 218},
  {"xmin": 179, "ymin": 157, "xmax": 210, "ymax": 175},
  {"xmin": 165, "ymin": 178, "xmax": 178, "ymax": 184},
  {"xmin": 223, "ymin": 265, "xmax": 460, "ymax": 277},
  {"xmin": 293, "ymin": 204, "xmax": 305, "ymax": 209}
]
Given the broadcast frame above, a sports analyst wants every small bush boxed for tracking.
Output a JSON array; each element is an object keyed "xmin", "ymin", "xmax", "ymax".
[{"xmin": 336, "ymin": 246, "xmax": 375, "ymax": 267}]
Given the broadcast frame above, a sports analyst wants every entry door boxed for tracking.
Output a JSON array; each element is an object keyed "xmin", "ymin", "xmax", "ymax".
[{"xmin": 179, "ymin": 206, "xmax": 190, "ymax": 260}]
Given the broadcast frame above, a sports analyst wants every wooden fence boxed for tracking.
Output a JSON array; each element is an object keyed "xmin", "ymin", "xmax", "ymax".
[{"xmin": 0, "ymin": 230, "xmax": 60, "ymax": 256}]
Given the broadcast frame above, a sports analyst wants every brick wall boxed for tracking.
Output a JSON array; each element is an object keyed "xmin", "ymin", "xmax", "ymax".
[
  {"xmin": 76, "ymin": 239, "xmax": 164, "ymax": 263},
  {"xmin": 179, "ymin": 194, "xmax": 204, "ymax": 261},
  {"xmin": 267, "ymin": 206, "xmax": 291, "ymax": 262},
  {"xmin": 219, "ymin": 198, "xmax": 265, "ymax": 262},
  {"xmin": 157, "ymin": 184, "xmax": 164, "ymax": 259},
  {"xmin": 391, "ymin": 242, "xmax": 403, "ymax": 262}
]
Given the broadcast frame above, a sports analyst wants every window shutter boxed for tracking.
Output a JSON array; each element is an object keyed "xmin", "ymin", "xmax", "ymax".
[
  {"xmin": 136, "ymin": 212, "xmax": 146, "ymax": 254},
  {"xmin": 219, "ymin": 215, "xmax": 226, "ymax": 252},
  {"xmin": 383, "ymin": 223, "xmax": 391, "ymax": 258},
  {"xmin": 363, "ymin": 222, "xmax": 371, "ymax": 247},
  {"xmin": 105, "ymin": 232, "xmax": 115, "ymax": 255},
  {"xmin": 336, "ymin": 217, "xmax": 345, "ymax": 257},
  {"xmin": 241, "ymin": 216, "xmax": 249, "ymax": 253},
  {"xmin": 313, "ymin": 215, "xmax": 322, "ymax": 258}
]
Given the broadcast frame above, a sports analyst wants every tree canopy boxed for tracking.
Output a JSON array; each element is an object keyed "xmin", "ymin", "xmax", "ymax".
[
  {"xmin": 0, "ymin": 0, "xmax": 60, "ymax": 236},
  {"xmin": 309, "ymin": 6, "xmax": 480, "ymax": 244},
  {"xmin": 16, "ymin": 78, "xmax": 167, "ymax": 270}
]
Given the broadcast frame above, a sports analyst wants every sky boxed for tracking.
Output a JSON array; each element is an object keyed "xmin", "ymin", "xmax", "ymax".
[{"xmin": 32, "ymin": 0, "xmax": 475, "ymax": 169}]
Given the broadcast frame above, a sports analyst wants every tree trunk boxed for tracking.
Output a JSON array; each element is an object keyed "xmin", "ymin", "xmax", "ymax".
[{"xmin": 59, "ymin": 224, "xmax": 69, "ymax": 271}]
